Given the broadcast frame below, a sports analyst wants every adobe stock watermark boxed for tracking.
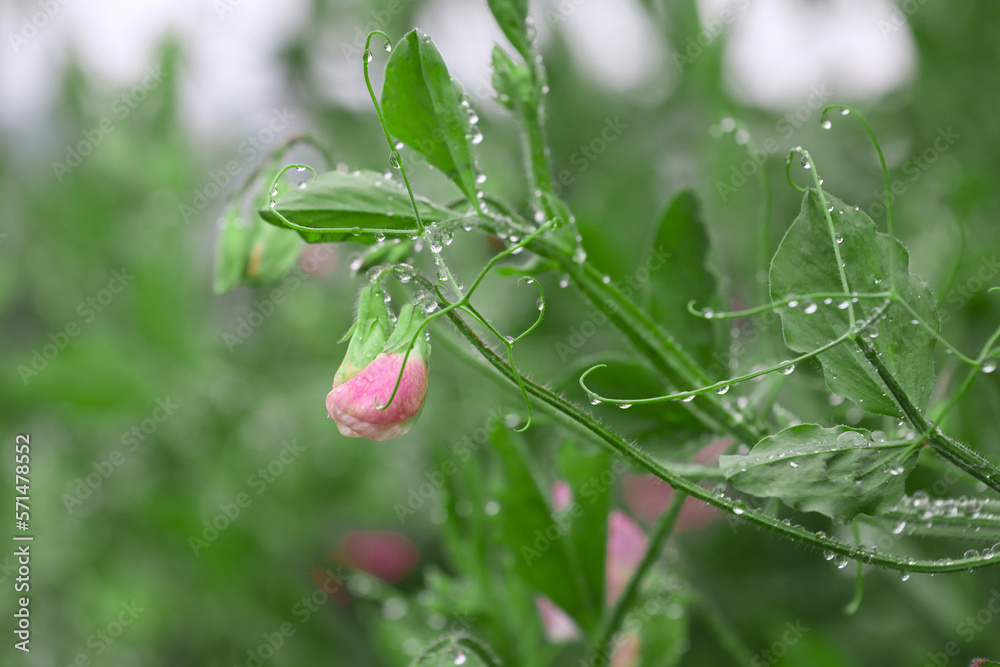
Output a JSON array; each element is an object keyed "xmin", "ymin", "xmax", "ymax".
[
  {"xmin": 8, "ymin": 0, "xmax": 72, "ymax": 54},
  {"xmin": 57, "ymin": 600, "xmax": 145, "ymax": 666},
  {"xmin": 923, "ymin": 589, "xmax": 1000, "ymax": 667},
  {"xmin": 714, "ymin": 84, "xmax": 831, "ymax": 202},
  {"xmin": 188, "ymin": 439, "xmax": 305, "ymax": 556},
  {"xmin": 554, "ymin": 245, "xmax": 670, "ymax": 362},
  {"xmin": 51, "ymin": 66, "xmax": 164, "ymax": 181},
  {"xmin": 17, "ymin": 268, "xmax": 134, "ymax": 385},
  {"xmin": 581, "ymin": 578, "xmax": 682, "ymax": 667},
  {"xmin": 673, "ymin": 0, "xmax": 750, "ymax": 72},
  {"xmin": 520, "ymin": 457, "xmax": 629, "ymax": 566},
  {"xmin": 750, "ymin": 620, "xmax": 810, "ymax": 667},
  {"xmin": 221, "ymin": 244, "xmax": 334, "ymax": 352},
  {"xmin": 62, "ymin": 397, "xmax": 181, "ymax": 514},
  {"xmin": 877, "ymin": 0, "xmax": 928, "ymax": 38},
  {"xmin": 178, "ymin": 107, "xmax": 296, "ymax": 226},
  {"xmin": 393, "ymin": 408, "xmax": 505, "ymax": 523},
  {"xmin": 552, "ymin": 116, "xmax": 629, "ymax": 196},
  {"xmin": 863, "ymin": 126, "xmax": 960, "ymax": 221},
  {"xmin": 338, "ymin": 0, "xmax": 408, "ymax": 61}
]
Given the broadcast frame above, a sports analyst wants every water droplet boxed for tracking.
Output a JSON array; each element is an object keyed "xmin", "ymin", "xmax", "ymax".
[
  {"xmin": 824, "ymin": 298, "xmax": 833, "ymax": 305},
  {"xmin": 780, "ymin": 364, "xmax": 795, "ymax": 375},
  {"xmin": 503, "ymin": 335, "xmax": 514, "ymax": 344},
  {"xmin": 964, "ymin": 549, "xmax": 980, "ymax": 560},
  {"xmin": 840, "ymin": 108, "xmax": 851, "ymax": 116},
  {"xmin": 588, "ymin": 394, "xmax": 601, "ymax": 406},
  {"xmin": 893, "ymin": 521, "xmax": 906, "ymax": 535},
  {"xmin": 838, "ymin": 300, "xmax": 850, "ymax": 310},
  {"xmin": 789, "ymin": 461, "xmax": 799, "ymax": 468},
  {"xmin": 982, "ymin": 361, "xmax": 997, "ymax": 374},
  {"xmin": 559, "ymin": 275, "xmax": 569, "ymax": 288},
  {"xmin": 715, "ymin": 385, "xmax": 730, "ymax": 395},
  {"xmin": 835, "ymin": 556, "xmax": 849, "ymax": 569},
  {"xmin": 350, "ymin": 226, "xmax": 361, "ymax": 236},
  {"xmin": 888, "ymin": 465, "xmax": 905, "ymax": 476},
  {"xmin": 788, "ymin": 300, "xmax": 799, "ymax": 308},
  {"xmin": 454, "ymin": 652, "xmax": 467, "ymax": 665},
  {"xmin": 804, "ymin": 302, "xmax": 818, "ymax": 314},
  {"xmin": 835, "ymin": 232, "xmax": 843, "ymax": 244},
  {"xmin": 437, "ymin": 269, "xmax": 448, "ymax": 282},
  {"xmin": 601, "ymin": 275, "xmax": 611, "ymax": 284},
  {"xmin": 389, "ymin": 152, "xmax": 402, "ymax": 169},
  {"xmin": 618, "ymin": 403, "xmax": 632, "ymax": 410},
  {"xmin": 297, "ymin": 181, "xmax": 307, "ymax": 190},
  {"xmin": 820, "ymin": 117, "xmax": 832, "ymax": 130},
  {"xmin": 384, "ymin": 42, "xmax": 392, "ymax": 52},
  {"xmin": 823, "ymin": 551, "xmax": 835, "ymax": 561},
  {"xmin": 682, "ymin": 395, "xmax": 695, "ymax": 403},
  {"xmin": 800, "ymin": 156, "xmax": 811, "ymax": 170},
  {"xmin": 536, "ymin": 298, "xmax": 544, "ymax": 311},
  {"xmin": 898, "ymin": 571, "xmax": 910, "ymax": 581},
  {"xmin": 827, "ymin": 202, "xmax": 835, "ymax": 212},
  {"xmin": 374, "ymin": 232, "xmax": 385, "ymax": 242},
  {"xmin": 364, "ymin": 49, "xmax": 373, "ymax": 63},
  {"xmin": 470, "ymin": 129, "xmax": 484, "ymax": 144},
  {"xmin": 476, "ymin": 173, "xmax": 487, "ymax": 185}
]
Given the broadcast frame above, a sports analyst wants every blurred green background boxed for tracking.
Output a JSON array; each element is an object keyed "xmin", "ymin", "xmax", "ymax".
[{"xmin": 3, "ymin": 0, "xmax": 1000, "ymax": 665}]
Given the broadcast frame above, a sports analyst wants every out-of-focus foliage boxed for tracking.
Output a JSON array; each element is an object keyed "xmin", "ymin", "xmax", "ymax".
[{"xmin": 4, "ymin": 1, "xmax": 1000, "ymax": 666}]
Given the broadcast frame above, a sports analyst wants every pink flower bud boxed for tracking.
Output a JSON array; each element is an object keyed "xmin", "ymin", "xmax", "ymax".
[
  {"xmin": 329, "ymin": 293, "xmax": 430, "ymax": 441},
  {"xmin": 327, "ymin": 351, "xmax": 428, "ymax": 441}
]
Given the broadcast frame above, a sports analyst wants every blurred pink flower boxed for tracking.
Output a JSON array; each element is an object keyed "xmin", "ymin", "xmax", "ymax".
[
  {"xmin": 624, "ymin": 438, "xmax": 732, "ymax": 531},
  {"xmin": 534, "ymin": 597, "xmax": 580, "ymax": 641},
  {"xmin": 552, "ymin": 480, "xmax": 572, "ymax": 512},
  {"xmin": 332, "ymin": 530, "xmax": 419, "ymax": 583},
  {"xmin": 610, "ymin": 630, "xmax": 641, "ymax": 667},
  {"xmin": 606, "ymin": 510, "xmax": 648, "ymax": 606}
]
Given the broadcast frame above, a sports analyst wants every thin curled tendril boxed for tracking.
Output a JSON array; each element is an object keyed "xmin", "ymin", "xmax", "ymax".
[
  {"xmin": 374, "ymin": 222, "xmax": 555, "ymax": 427},
  {"xmin": 820, "ymin": 105, "xmax": 896, "ymax": 292}
]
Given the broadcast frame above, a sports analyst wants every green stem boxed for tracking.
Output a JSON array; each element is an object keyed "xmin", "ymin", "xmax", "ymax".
[
  {"xmin": 443, "ymin": 308, "xmax": 1000, "ymax": 573},
  {"xmin": 591, "ymin": 495, "xmax": 686, "ymax": 667},
  {"xmin": 856, "ymin": 338, "xmax": 1000, "ymax": 495},
  {"xmin": 688, "ymin": 590, "xmax": 754, "ymax": 665}
]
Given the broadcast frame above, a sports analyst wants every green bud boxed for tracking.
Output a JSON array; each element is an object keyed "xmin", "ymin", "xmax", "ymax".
[{"xmin": 334, "ymin": 283, "xmax": 392, "ymax": 386}]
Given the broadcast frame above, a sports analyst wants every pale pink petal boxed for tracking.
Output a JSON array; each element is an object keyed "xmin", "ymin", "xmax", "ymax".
[
  {"xmin": 551, "ymin": 480, "xmax": 572, "ymax": 512},
  {"xmin": 534, "ymin": 597, "xmax": 580, "ymax": 641},
  {"xmin": 610, "ymin": 631, "xmax": 641, "ymax": 667},
  {"xmin": 606, "ymin": 511, "xmax": 648, "ymax": 605},
  {"xmin": 327, "ymin": 352, "xmax": 428, "ymax": 441}
]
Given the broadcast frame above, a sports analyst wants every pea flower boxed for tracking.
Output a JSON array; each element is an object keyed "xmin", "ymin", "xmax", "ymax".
[{"xmin": 327, "ymin": 284, "xmax": 429, "ymax": 441}]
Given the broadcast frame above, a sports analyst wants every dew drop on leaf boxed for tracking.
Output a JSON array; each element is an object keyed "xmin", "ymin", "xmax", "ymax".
[{"xmin": 804, "ymin": 302, "xmax": 818, "ymax": 314}]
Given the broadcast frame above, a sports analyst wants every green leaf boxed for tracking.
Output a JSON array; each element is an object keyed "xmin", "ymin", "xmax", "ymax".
[
  {"xmin": 212, "ymin": 200, "xmax": 253, "ymax": 295},
  {"xmin": 381, "ymin": 30, "xmax": 480, "ymax": 204},
  {"xmin": 259, "ymin": 169, "xmax": 455, "ymax": 244},
  {"xmin": 644, "ymin": 189, "xmax": 720, "ymax": 369},
  {"xmin": 770, "ymin": 190, "xmax": 938, "ymax": 416},
  {"xmin": 355, "ymin": 238, "xmax": 414, "ymax": 273},
  {"xmin": 491, "ymin": 428, "xmax": 600, "ymax": 633},
  {"xmin": 491, "ymin": 45, "xmax": 536, "ymax": 115},
  {"xmin": 486, "ymin": 0, "xmax": 532, "ymax": 63},
  {"xmin": 557, "ymin": 441, "xmax": 610, "ymax": 621},
  {"xmin": 719, "ymin": 424, "xmax": 919, "ymax": 523}
]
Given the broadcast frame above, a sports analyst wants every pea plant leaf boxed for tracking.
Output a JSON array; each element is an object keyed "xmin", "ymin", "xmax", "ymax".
[
  {"xmin": 259, "ymin": 169, "xmax": 455, "ymax": 244},
  {"xmin": 491, "ymin": 428, "xmax": 601, "ymax": 634},
  {"xmin": 381, "ymin": 29, "xmax": 480, "ymax": 205},
  {"xmin": 644, "ymin": 189, "xmax": 720, "ymax": 369},
  {"xmin": 770, "ymin": 190, "xmax": 939, "ymax": 417},
  {"xmin": 557, "ymin": 441, "xmax": 610, "ymax": 622},
  {"xmin": 719, "ymin": 424, "xmax": 919, "ymax": 523},
  {"xmin": 486, "ymin": 0, "xmax": 533, "ymax": 63}
]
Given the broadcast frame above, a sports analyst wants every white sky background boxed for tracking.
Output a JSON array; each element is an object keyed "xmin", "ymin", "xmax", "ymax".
[{"xmin": 0, "ymin": 0, "xmax": 916, "ymax": 158}]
